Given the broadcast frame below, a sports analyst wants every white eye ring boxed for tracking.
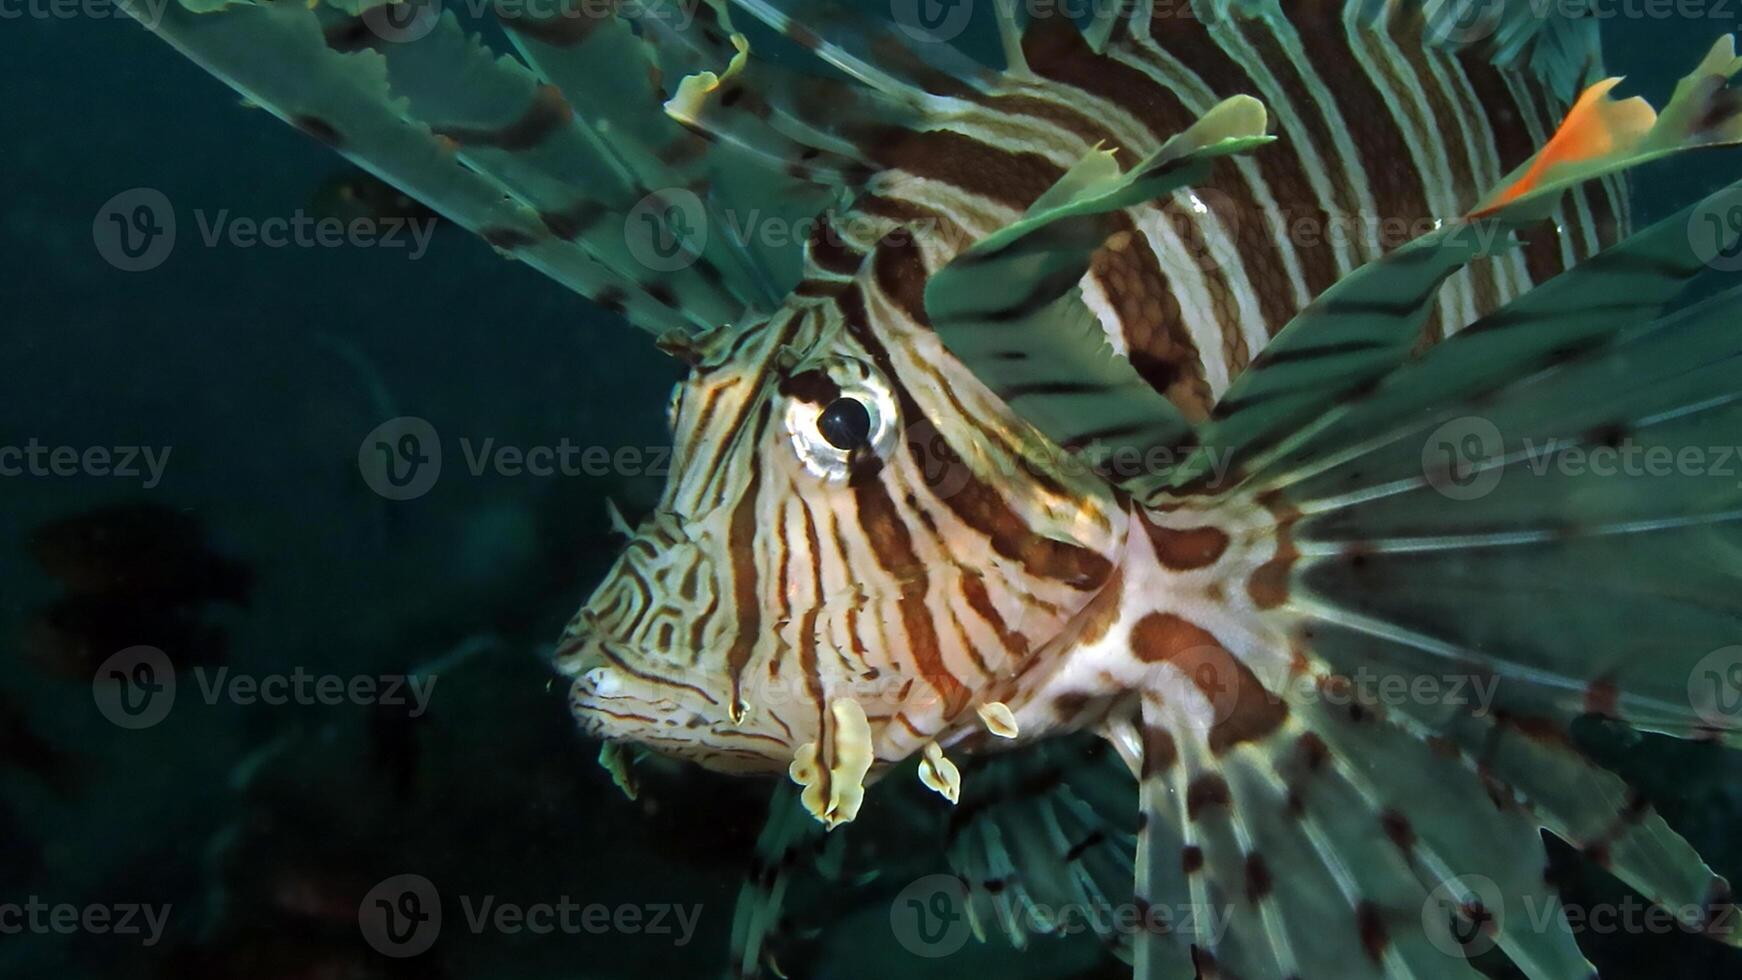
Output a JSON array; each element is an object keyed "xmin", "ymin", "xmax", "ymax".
[{"xmin": 783, "ymin": 373, "xmax": 898, "ymax": 482}]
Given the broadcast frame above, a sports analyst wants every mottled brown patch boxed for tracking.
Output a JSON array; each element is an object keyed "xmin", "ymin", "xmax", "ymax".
[
  {"xmin": 1088, "ymin": 220, "xmax": 1216, "ymax": 419},
  {"xmin": 1051, "ymin": 691, "xmax": 1094, "ymax": 723},
  {"xmin": 481, "ymin": 227, "xmax": 538, "ymax": 250},
  {"xmin": 1380, "ymin": 809, "xmax": 1416, "ymax": 852},
  {"xmin": 1244, "ymin": 852, "xmax": 1273, "ymax": 902},
  {"xmin": 1247, "ymin": 495, "xmax": 1300, "ymax": 610},
  {"xmin": 1182, "ymin": 845, "xmax": 1205, "ymax": 874},
  {"xmin": 1584, "ymin": 677, "xmax": 1621, "ymax": 718},
  {"xmin": 1142, "ymin": 725, "xmax": 1178, "ymax": 776},
  {"xmin": 1131, "ymin": 613, "xmax": 1289, "ymax": 754},
  {"xmin": 1246, "ymin": 540, "xmax": 1298, "ymax": 610},
  {"xmin": 1185, "ymin": 773, "xmax": 1231, "ymax": 820},
  {"xmin": 1356, "ymin": 900, "xmax": 1389, "ymax": 963},
  {"xmin": 294, "ymin": 116, "xmax": 343, "ymax": 147},
  {"xmin": 538, "ymin": 201, "xmax": 606, "ymax": 241},
  {"xmin": 1143, "ymin": 517, "xmax": 1231, "ymax": 571},
  {"xmin": 1069, "ymin": 567, "xmax": 1124, "ymax": 649},
  {"xmin": 1297, "ymin": 732, "xmax": 1330, "ymax": 772},
  {"xmin": 433, "ymin": 84, "xmax": 571, "ymax": 151}
]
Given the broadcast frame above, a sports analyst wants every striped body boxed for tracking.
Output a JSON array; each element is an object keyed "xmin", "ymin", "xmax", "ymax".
[{"xmin": 556, "ymin": 0, "xmax": 1627, "ymax": 776}]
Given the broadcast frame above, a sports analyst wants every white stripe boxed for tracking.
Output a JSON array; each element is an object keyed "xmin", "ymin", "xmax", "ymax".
[{"xmin": 1112, "ymin": 39, "xmax": 1310, "ymax": 360}]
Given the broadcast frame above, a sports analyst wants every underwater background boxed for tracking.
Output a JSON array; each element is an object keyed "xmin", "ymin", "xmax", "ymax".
[{"xmin": 4, "ymin": 4, "xmax": 1742, "ymax": 979}]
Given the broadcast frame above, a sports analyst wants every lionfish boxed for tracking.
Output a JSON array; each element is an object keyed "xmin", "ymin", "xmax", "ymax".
[{"xmin": 125, "ymin": 0, "xmax": 1742, "ymax": 974}]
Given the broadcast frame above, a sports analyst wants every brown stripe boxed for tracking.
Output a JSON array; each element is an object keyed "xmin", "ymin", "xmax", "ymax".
[
  {"xmin": 722, "ymin": 459, "xmax": 764, "ymax": 720},
  {"xmin": 960, "ymin": 573, "xmax": 1030, "ymax": 660},
  {"xmin": 869, "ymin": 129, "xmax": 1063, "ymax": 211},
  {"xmin": 1240, "ymin": 10, "xmax": 1386, "ymax": 264},
  {"xmin": 1148, "ymin": 12, "xmax": 1344, "ymax": 302},
  {"xmin": 849, "ymin": 458, "xmax": 970, "ymax": 716},
  {"xmin": 797, "ymin": 502, "xmax": 828, "ymax": 728},
  {"xmin": 1026, "ymin": 22, "xmax": 1295, "ymax": 339},
  {"xmin": 873, "ymin": 228, "xmax": 931, "ymax": 327},
  {"xmin": 839, "ymin": 286, "xmax": 1114, "ymax": 591},
  {"xmin": 808, "ymin": 217, "xmax": 868, "ymax": 277},
  {"xmin": 987, "ymin": 89, "xmax": 1129, "ymax": 165}
]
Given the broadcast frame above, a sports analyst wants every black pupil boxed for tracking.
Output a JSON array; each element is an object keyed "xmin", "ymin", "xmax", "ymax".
[{"xmin": 817, "ymin": 397, "xmax": 872, "ymax": 451}]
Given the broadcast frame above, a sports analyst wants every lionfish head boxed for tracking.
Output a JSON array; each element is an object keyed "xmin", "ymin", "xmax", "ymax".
[{"xmin": 555, "ymin": 291, "xmax": 1126, "ymax": 778}]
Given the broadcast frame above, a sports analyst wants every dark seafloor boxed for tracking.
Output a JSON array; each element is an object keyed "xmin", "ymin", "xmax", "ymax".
[{"xmin": 3, "ymin": 4, "xmax": 1742, "ymax": 979}]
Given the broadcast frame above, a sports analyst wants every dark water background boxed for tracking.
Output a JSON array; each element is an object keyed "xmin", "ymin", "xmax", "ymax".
[{"xmin": 3, "ymin": 4, "xmax": 1742, "ymax": 978}]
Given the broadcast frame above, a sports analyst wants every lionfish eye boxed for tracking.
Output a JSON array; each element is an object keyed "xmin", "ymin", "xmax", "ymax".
[
  {"xmin": 817, "ymin": 397, "xmax": 872, "ymax": 451},
  {"xmin": 781, "ymin": 360, "xmax": 896, "ymax": 482}
]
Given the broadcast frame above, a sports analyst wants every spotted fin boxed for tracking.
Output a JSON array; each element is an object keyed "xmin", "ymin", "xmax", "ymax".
[
  {"xmin": 924, "ymin": 97, "xmax": 1272, "ymax": 475},
  {"xmin": 728, "ymin": 781, "xmax": 829, "ymax": 979},
  {"xmin": 1122, "ymin": 195, "xmax": 1742, "ymax": 978},
  {"xmin": 121, "ymin": 0, "xmax": 952, "ymax": 335},
  {"xmin": 943, "ymin": 737, "xmax": 1142, "ymax": 958}
]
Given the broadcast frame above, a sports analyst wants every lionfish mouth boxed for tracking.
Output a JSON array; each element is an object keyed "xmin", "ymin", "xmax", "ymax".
[{"xmin": 553, "ymin": 628, "xmax": 785, "ymax": 765}]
